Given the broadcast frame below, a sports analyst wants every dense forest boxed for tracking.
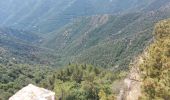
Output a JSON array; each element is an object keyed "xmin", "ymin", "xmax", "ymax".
[
  {"xmin": 45, "ymin": 64, "xmax": 126, "ymax": 100},
  {"xmin": 0, "ymin": 0, "xmax": 170, "ymax": 100},
  {"xmin": 1, "ymin": 19, "xmax": 170, "ymax": 100},
  {"xmin": 139, "ymin": 19, "xmax": 170, "ymax": 99},
  {"xmin": 0, "ymin": 62, "xmax": 127, "ymax": 99},
  {"xmin": 0, "ymin": 63, "xmax": 53, "ymax": 99}
]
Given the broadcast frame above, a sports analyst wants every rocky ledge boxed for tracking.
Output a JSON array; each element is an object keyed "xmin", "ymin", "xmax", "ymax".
[{"xmin": 9, "ymin": 84, "xmax": 55, "ymax": 100}]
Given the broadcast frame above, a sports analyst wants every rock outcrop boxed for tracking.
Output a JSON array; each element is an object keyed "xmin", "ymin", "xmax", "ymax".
[
  {"xmin": 9, "ymin": 84, "xmax": 55, "ymax": 100},
  {"xmin": 117, "ymin": 56, "xmax": 143, "ymax": 100}
]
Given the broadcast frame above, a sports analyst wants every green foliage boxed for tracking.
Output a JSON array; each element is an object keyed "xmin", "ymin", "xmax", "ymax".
[
  {"xmin": 0, "ymin": 28, "xmax": 63, "ymax": 67},
  {"xmin": 139, "ymin": 19, "xmax": 170, "ymax": 100},
  {"xmin": 0, "ymin": 62, "xmax": 125, "ymax": 100},
  {"xmin": 0, "ymin": 1, "xmax": 170, "ymax": 100},
  {"xmin": 43, "ymin": 12, "xmax": 155, "ymax": 69},
  {"xmin": 0, "ymin": 0, "xmax": 158, "ymax": 33},
  {"xmin": 44, "ymin": 64, "xmax": 123, "ymax": 100},
  {"xmin": 0, "ymin": 63, "xmax": 55, "ymax": 99},
  {"xmin": 98, "ymin": 89, "xmax": 107, "ymax": 100}
]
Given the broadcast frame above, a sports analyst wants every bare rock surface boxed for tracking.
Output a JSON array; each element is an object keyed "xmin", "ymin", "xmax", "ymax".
[
  {"xmin": 9, "ymin": 84, "xmax": 55, "ymax": 100},
  {"xmin": 117, "ymin": 56, "xmax": 143, "ymax": 100}
]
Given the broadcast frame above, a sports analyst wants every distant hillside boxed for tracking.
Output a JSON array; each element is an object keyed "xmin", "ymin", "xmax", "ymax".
[
  {"xmin": 0, "ymin": 0, "xmax": 170, "ymax": 69},
  {"xmin": 0, "ymin": 1, "xmax": 170, "ymax": 100},
  {"xmin": 43, "ymin": 1, "xmax": 170, "ymax": 69},
  {"xmin": 0, "ymin": 0, "xmax": 163, "ymax": 33},
  {"xmin": 0, "ymin": 28, "xmax": 60, "ymax": 66}
]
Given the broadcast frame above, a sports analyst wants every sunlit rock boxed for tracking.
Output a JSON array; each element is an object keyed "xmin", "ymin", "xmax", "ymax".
[{"xmin": 9, "ymin": 84, "xmax": 55, "ymax": 100}]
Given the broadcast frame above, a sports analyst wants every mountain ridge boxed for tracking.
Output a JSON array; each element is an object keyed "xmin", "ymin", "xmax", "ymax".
[{"xmin": 0, "ymin": 0, "xmax": 163, "ymax": 33}]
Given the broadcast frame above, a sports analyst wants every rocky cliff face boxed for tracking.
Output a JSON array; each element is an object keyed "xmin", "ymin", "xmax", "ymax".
[
  {"xmin": 9, "ymin": 84, "xmax": 55, "ymax": 100},
  {"xmin": 117, "ymin": 56, "xmax": 144, "ymax": 100}
]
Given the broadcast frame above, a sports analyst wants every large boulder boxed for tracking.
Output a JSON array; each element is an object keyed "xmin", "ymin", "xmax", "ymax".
[{"xmin": 9, "ymin": 84, "xmax": 55, "ymax": 100}]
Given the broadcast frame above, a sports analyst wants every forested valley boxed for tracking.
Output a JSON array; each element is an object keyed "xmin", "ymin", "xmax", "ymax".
[{"xmin": 0, "ymin": 0, "xmax": 170, "ymax": 100}]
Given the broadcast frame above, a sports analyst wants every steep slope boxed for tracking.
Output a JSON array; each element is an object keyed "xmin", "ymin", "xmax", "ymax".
[
  {"xmin": 1, "ymin": 0, "xmax": 170, "ymax": 69},
  {"xmin": 0, "ymin": 27, "xmax": 40, "ymax": 44},
  {"xmin": 0, "ymin": 0, "xmax": 160, "ymax": 33},
  {"xmin": 139, "ymin": 19, "xmax": 170, "ymax": 100},
  {"xmin": 0, "ymin": 28, "xmax": 60, "ymax": 66},
  {"xmin": 119, "ymin": 18, "xmax": 170, "ymax": 100},
  {"xmin": 43, "ymin": 1, "xmax": 170, "ymax": 68},
  {"xmin": 0, "ymin": 1, "xmax": 170, "ymax": 100},
  {"xmin": 0, "ymin": 0, "xmax": 169, "ymax": 69},
  {"xmin": 118, "ymin": 56, "xmax": 143, "ymax": 100}
]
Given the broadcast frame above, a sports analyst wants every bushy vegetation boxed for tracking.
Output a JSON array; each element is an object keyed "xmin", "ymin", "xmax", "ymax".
[
  {"xmin": 0, "ymin": 28, "xmax": 62, "ymax": 67},
  {"xmin": 43, "ymin": 13, "xmax": 155, "ymax": 69},
  {"xmin": 0, "ymin": 60, "xmax": 126, "ymax": 100},
  {"xmin": 2, "ymin": 0, "xmax": 170, "ymax": 69},
  {"xmin": 0, "ymin": 63, "xmax": 54, "ymax": 100},
  {"xmin": 139, "ymin": 19, "xmax": 170, "ymax": 100},
  {"xmin": 1, "ymin": 1, "xmax": 170, "ymax": 100},
  {"xmin": 41, "ymin": 64, "xmax": 126, "ymax": 100}
]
